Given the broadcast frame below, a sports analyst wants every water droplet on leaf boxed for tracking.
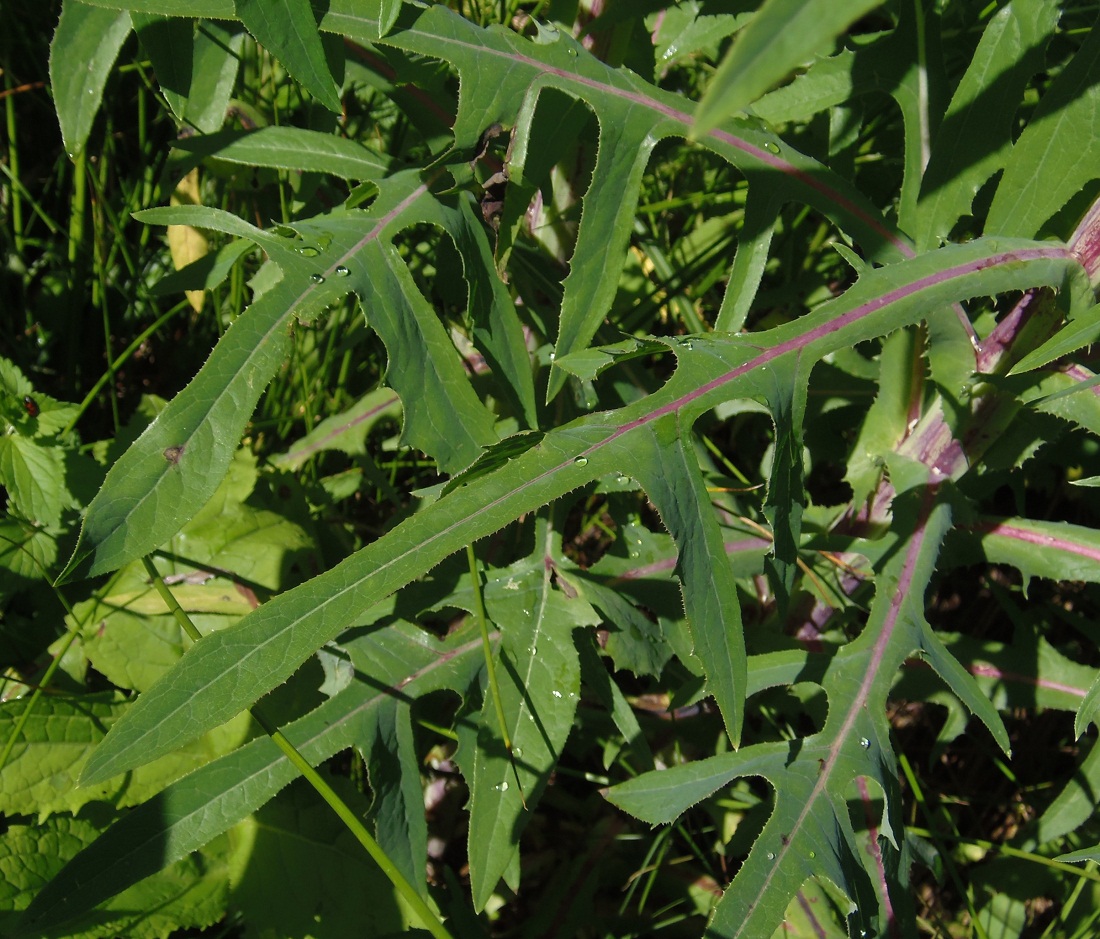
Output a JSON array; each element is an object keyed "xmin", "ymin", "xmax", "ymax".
[
  {"xmin": 298, "ymin": 246, "xmax": 320, "ymax": 257},
  {"xmin": 808, "ymin": 851, "xmax": 816, "ymax": 859},
  {"xmin": 766, "ymin": 852, "xmax": 775, "ymax": 861},
  {"xmin": 574, "ymin": 456, "xmax": 589, "ymax": 466},
  {"xmin": 495, "ymin": 781, "xmax": 509, "ymax": 792},
  {"xmin": 335, "ymin": 265, "xmax": 350, "ymax": 277},
  {"xmin": 763, "ymin": 141, "xmax": 780, "ymax": 154},
  {"xmin": 860, "ymin": 737, "xmax": 871, "ymax": 749},
  {"xmin": 310, "ymin": 273, "xmax": 325, "ymax": 284}
]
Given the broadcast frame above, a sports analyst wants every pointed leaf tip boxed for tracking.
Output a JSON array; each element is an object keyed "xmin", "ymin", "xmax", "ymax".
[
  {"xmin": 236, "ymin": 0, "xmax": 342, "ymax": 114},
  {"xmin": 692, "ymin": 0, "xmax": 886, "ymax": 138}
]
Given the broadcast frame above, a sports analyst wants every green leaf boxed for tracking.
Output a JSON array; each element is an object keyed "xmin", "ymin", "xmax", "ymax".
[
  {"xmin": 131, "ymin": 14, "xmax": 194, "ymax": 124},
  {"xmin": 577, "ymin": 635, "xmax": 654, "ymax": 772},
  {"xmin": 68, "ymin": 282, "xmax": 296, "ymax": 578},
  {"xmin": 1056, "ymin": 843, "xmax": 1100, "ymax": 864},
  {"xmin": 914, "ymin": 0, "xmax": 1059, "ymax": 249},
  {"xmin": 1009, "ymin": 302, "xmax": 1100, "ymax": 374},
  {"xmin": 988, "ymin": 17, "xmax": 1100, "ymax": 237},
  {"xmin": 3, "ymin": 811, "xmax": 229, "ymax": 939},
  {"xmin": 361, "ymin": 698, "xmax": 427, "ymax": 896},
  {"xmin": 236, "ymin": 0, "xmax": 342, "ymax": 113},
  {"xmin": 378, "ymin": 0, "xmax": 403, "ymax": 38},
  {"xmin": 546, "ymin": 116, "xmax": 657, "ymax": 400},
  {"xmin": 1022, "ymin": 739, "xmax": 1100, "ymax": 849},
  {"xmin": 151, "ymin": 238, "xmax": 252, "ymax": 297},
  {"xmin": 172, "ymin": 127, "xmax": 391, "ymax": 180},
  {"xmin": 691, "ymin": 0, "xmax": 886, "ymax": 139},
  {"xmin": 844, "ymin": 328, "xmax": 921, "ymax": 510},
  {"xmin": 464, "ymin": 531, "xmax": 598, "ymax": 909},
  {"xmin": 128, "ymin": 17, "xmax": 244, "ymax": 136},
  {"xmin": 184, "ymin": 21, "xmax": 245, "ymax": 133},
  {"xmin": 0, "ymin": 436, "xmax": 69, "ymax": 528},
  {"xmin": 272, "ymin": 387, "xmax": 402, "ymax": 470},
  {"xmin": 74, "ymin": 451, "xmax": 312, "ymax": 693},
  {"xmin": 631, "ymin": 418, "xmax": 747, "ymax": 745},
  {"xmin": 228, "ymin": 777, "xmax": 413, "ymax": 936},
  {"xmin": 758, "ymin": 359, "xmax": 807, "ymax": 615},
  {"xmin": 751, "ymin": 45, "xmax": 861, "ymax": 126},
  {"xmin": 78, "ymin": 0, "xmax": 233, "ymax": 13},
  {"xmin": 359, "ymin": 0, "xmax": 917, "ymax": 372},
  {"xmin": 0, "ymin": 692, "xmax": 250, "ymax": 818},
  {"xmin": 649, "ymin": 2, "xmax": 752, "ymax": 70},
  {"xmin": 615, "ymin": 475, "xmax": 956, "ymax": 937},
  {"xmin": 951, "ymin": 515, "xmax": 1100, "ymax": 585},
  {"xmin": 20, "ymin": 617, "xmax": 486, "ymax": 935},
  {"xmin": 76, "ymin": 239, "xmax": 1080, "ymax": 788},
  {"xmin": 49, "ymin": 0, "xmax": 132, "ymax": 158},
  {"xmin": 606, "ymin": 746, "xmax": 778, "ymax": 827},
  {"xmin": 67, "ymin": 172, "xmax": 500, "ymax": 578}
]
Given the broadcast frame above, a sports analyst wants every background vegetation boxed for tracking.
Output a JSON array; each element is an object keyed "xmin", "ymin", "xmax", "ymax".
[{"xmin": 3, "ymin": 0, "xmax": 1100, "ymax": 936}]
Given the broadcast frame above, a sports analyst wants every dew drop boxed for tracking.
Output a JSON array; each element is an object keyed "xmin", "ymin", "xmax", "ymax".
[
  {"xmin": 859, "ymin": 737, "xmax": 871, "ymax": 749},
  {"xmin": 512, "ymin": 748, "xmax": 523, "ymax": 758},
  {"xmin": 766, "ymin": 852, "xmax": 775, "ymax": 861},
  {"xmin": 552, "ymin": 690, "xmax": 563, "ymax": 698},
  {"xmin": 573, "ymin": 456, "xmax": 589, "ymax": 466},
  {"xmin": 310, "ymin": 273, "xmax": 325, "ymax": 284},
  {"xmin": 763, "ymin": 141, "xmax": 781, "ymax": 155},
  {"xmin": 682, "ymin": 340, "xmax": 694, "ymax": 350},
  {"xmin": 298, "ymin": 246, "xmax": 320, "ymax": 257},
  {"xmin": 335, "ymin": 265, "xmax": 350, "ymax": 277},
  {"xmin": 495, "ymin": 781, "xmax": 509, "ymax": 792},
  {"xmin": 808, "ymin": 851, "xmax": 816, "ymax": 859},
  {"xmin": 616, "ymin": 475, "xmax": 631, "ymax": 485},
  {"xmin": 566, "ymin": 47, "xmax": 577, "ymax": 56}
]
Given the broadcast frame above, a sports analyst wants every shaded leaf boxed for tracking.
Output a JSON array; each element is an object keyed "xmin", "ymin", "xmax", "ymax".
[
  {"xmin": 20, "ymin": 618, "xmax": 486, "ymax": 935},
  {"xmin": 691, "ymin": 0, "xmax": 885, "ymax": 138},
  {"xmin": 988, "ymin": 17, "xmax": 1100, "ymax": 237},
  {"xmin": 77, "ymin": 240, "xmax": 1079, "ymax": 789},
  {"xmin": 914, "ymin": 0, "xmax": 1059, "ymax": 249}
]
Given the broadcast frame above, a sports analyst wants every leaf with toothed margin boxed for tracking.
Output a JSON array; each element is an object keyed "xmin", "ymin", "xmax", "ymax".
[
  {"xmin": 612, "ymin": 465, "xmax": 960, "ymax": 939},
  {"xmin": 691, "ymin": 0, "xmax": 886, "ymax": 138},
  {"xmin": 62, "ymin": 171, "xmax": 504, "ymax": 580},
  {"xmin": 73, "ymin": 0, "xmax": 917, "ymax": 407},
  {"xmin": 18, "ymin": 614, "xmax": 488, "ymax": 936},
  {"xmin": 913, "ymin": 0, "xmax": 1059, "ymax": 251},
  {"xmin": 77, "ymin": 240, "xmax": 1079, "ymax": 794}
]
